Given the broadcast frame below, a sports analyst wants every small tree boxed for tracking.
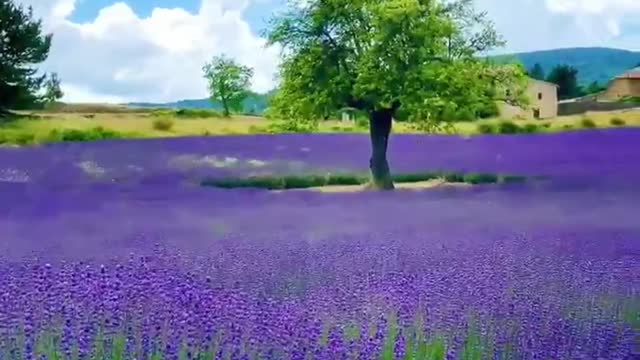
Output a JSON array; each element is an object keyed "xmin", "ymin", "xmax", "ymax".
[
  {"xmin": 0, "ymin": 0, "xmax": 53, "ymax": 112},
  {"xmin": 202, "ymin": 55, "xmax": 254, "ymax": 117},
  {"xmin": 42, "ymin": 72, "xmax": 63, "ymax": 104},
  {"xmin": 265, "ymin": 0, "xmax": 527, "ymax": 189}
]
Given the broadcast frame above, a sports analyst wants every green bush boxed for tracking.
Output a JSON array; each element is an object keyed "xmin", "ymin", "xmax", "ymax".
[
  {"xmin": 266, "ymin": 121, "xmax": 317, "ymax": 133},
  {"xmin": 610, "ymin": 117, "xmax": 626, "ymax": 126},
  {"xmin": 151, "ymin": 108, "xmax": 222, "ymax": 118},
  {"xmin": 174, "ymin": 109, "xmax": 222, "ymax": 118},
  {"xmin": 354, "ymin": 116, "xmax": 369, "ymax": 129},
  {"xmin": 54, "ymin": 127, "xmax": 121, "ymax": 143},
  {"xmin": 522, "ymin": 123, "xmax": 539, "ymax": 133},
  {"xmin": 463, "ymin": 173, "xmax": 499, "ymax": 184},
  {"xmin": 152, "ymin": 117, "xmax": 174, "ymax": 131},
  {"xmin": 476, "ymin": 123, "xmax": 495, "ymax": 134},
  {"xmin": 541, "ymin": 123, "xmax": 551, "ymax": 128},
  {"xmin": 11, "ymin": 132, "xmax": 35, "ymax": 145},
  {"xmin": 477, "ymin": 101, "xmax": 500, "ymax": 119},
  {"xmin": 455, "ymin": 108, "xmax": 476, "ymax": 122},
  {"xmin": 496, "ymin": 121, "xmax": 521, "ymax": 134},
  {"xmin": 443, "ymin": 172, "xmax": 465, "ymax": 183},
  {"xmin": 580, "ymin": 117, "xmax": 596, "ymax": 128},
  {"xmin": 563, "ymin": 124, "xmax": 573, "ymax": 130}
]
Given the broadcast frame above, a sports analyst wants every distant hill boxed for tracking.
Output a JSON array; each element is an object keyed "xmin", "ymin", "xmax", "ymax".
[
  {"xmin": 492, "ymin": 47, "xmax": 640, "ymax": 85},
  {"xmin": 130, "ymin": 48, "xmax": 640, "ymax": 111},
  {"xmin": 128, "ymin": 91, "xmax": 274, "ymax": 114}
]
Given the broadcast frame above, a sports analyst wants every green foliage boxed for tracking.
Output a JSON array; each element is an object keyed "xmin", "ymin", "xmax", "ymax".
[
  {"xmin": 0, "ymin": 0, "xmax": 54, "ymax": 110},
  {"xmin": 265, "ymin": 120, "xmax": 318, "ymax": 133},
  {"xmin": 617, "ymin": 96, "xmax": 640, "ymax": 104},
  {"xmin": 42, "ymin": 73, "xmax": 63, "ymax": 104},
  {"xmin": 202, "ymin": 55, "xmax": 254, "ymax": 117},
  {"xmin": 610, "ymin": 117, "xmax": 626, "ymax": 126},
  {"xmin": 47, "ymin": 127, "xmax": 122, "ymax": 143},
  {"xmin": 463, "ymin": 173, "xmax": 499, "ymax": 184},
  {"xmin": 151, "ymin": 108, "xmax": 223, "ymax": 118},
  {"xmin": 546, "ymin": 64, "xmax": 581, "ymax": 100},
  {"xmin": 476, "ymin": 123, "xmax": 495, "ymax": 134},
  {"xmin": 152, "ymin": 117, "xmax": 174, "ymax": 131},
  {"xmin": 476, "ymin": 101, "xmax": 500, "ymax": 119},
  {"xmin": 496, "ymin": 121, "xmax": 520, "ymax": 134},
  {"xmin": 265, "ymin": 0, "xmax": 525, "ymax": 127},
  {"xmin": 527, "ymin": 63, "xmax": 545, "ymax": 81},
  {"xmin": 201, "ymin": 171, "xmax": 515, "ymax": 190},
  {"xmin": 522, "ymin": 123, "xmax": 539, "ymax": 133},
  {"xmin": 585, "ymin": 81, "xmax": 606, "ymax": 95},
  {"xmin": 580, "ymin": 117, "xmax": 596, "ymax": 129}
]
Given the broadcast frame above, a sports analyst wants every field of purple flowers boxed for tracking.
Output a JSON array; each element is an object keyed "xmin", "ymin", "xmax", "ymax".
[{"xmin": 0, "ymin": 129, "xmax": 639, "ymax": 359}]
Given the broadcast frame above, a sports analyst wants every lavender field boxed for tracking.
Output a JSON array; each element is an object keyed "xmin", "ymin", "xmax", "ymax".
[{"xmin": 0, "ymin": 129, "xmax": 639, "ymax": 359}]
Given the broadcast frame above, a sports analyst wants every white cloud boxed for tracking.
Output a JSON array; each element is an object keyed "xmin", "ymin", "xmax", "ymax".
[
  {"xmin": 12, "ymin": 0, "xmax": 640, "ymax": 103},
  {"xmin": 476, "ymin": 0, "xmax": 640, "ymax": 53},
  {"xmin": 16, "ymin": 0, "xmax": 281, "ymax": 103}
]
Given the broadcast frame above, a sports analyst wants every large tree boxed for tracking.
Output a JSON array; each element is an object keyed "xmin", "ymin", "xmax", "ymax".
[
  {"xmin": 546, "ymin": 64, "xmax": 580, "ymax": 100},
  {"xmin": 0, "ymin": 0, "xmax": 53, "ymax": 112},
  {"xmin": 265, "ymin": 0, "xmax": 527, "ymax": 189},
  {"xmin": 202, "ymin": 55, "xmax": 254, "ymax": 117}
]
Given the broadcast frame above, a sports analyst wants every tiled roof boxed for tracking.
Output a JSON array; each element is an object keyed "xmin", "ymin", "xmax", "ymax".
[{"xmin": 616, "ymin": 67, "xmax": 640, "ymax": 79}]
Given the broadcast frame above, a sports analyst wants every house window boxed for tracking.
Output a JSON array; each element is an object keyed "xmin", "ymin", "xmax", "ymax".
[{"xmin": 538, "ymin": 92, "xmax": 543, "ymax": 100}]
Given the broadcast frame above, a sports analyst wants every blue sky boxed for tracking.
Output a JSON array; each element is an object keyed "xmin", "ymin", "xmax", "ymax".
[
  {"xmin": 16, "ymin": 0, "xmax": 640, "ymax": 103},
  {"xmin": 69, "ymin": 0, "xmax": 282, "ymax": 33}
]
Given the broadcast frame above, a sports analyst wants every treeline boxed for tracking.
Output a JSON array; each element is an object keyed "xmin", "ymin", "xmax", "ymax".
[{"xmin": 527, "ymin": 63, "xmax": 608, "ymax": 100}]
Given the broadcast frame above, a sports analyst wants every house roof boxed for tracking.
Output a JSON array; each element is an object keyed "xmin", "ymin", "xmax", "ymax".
[
  {"xmin": 615, "ymin": 67, "xmax": 640, "ymax": 79},
  {"xmin": 529, "ymin": 78, "xmax": 559, "ymax": 88}
]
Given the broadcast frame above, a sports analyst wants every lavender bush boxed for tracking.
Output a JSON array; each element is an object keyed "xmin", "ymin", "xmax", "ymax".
[{"xmin": 0, "ymin": 131, "xmax": 638, "ymax": 359}]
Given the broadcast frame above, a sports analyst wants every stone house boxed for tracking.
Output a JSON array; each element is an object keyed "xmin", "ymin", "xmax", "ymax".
[
  {"xmin": 499, "ymin": 78, "xmax": 559, "ymax": 119},
  {"xmin": 600, "ymin": 67, "xmax": 640, "ymax": 100}
]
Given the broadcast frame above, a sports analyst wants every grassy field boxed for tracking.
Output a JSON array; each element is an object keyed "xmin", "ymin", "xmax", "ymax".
[{"xmin": 1, "ymin": 106, "xmax": 639, "ymax": 145}]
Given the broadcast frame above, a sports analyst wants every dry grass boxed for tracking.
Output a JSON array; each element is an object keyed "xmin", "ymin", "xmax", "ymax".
[{"xmin": 3, "ymin": 107, "xmax": 640, "ymax": 143}]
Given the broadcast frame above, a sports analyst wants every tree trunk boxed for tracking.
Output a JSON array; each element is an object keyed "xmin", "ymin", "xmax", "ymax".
[
  {"xmin": 221, "ymin": 99, "xmax": 230, "ymax": 117},
  {"xmin": 368, "ymin": 108, "xmax": 394, "ymax": 190}
]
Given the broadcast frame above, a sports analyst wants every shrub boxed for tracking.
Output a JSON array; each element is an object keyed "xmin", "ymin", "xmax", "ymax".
[
  {"xmin": 463, "ymin": 173, "xmax": 499, "ymax": 184},
  {"xmin": 496, "ymin": 121, "xmax": 520, "ymax": 134},
  {"xmin": 14, "ymin": 132, "xmax": 35, "ymax": 145},
  {"xmin": 354, "ymin": 116, "xmax": 369, "ymax": 129},
  {"xmin": 56, "ymin": 127, "xmax": 121, "ymax": 143},
  {"xmin": 443, "ymin": 172, "xmax": 465, "ymax": 183},
  {"xmin": 610, "ymin": 117, "xmax": 626, "ymax": 126},
  {"xmin": 455, "ymin": 108, "xmax": 476, "ymax": 122},
  {"xmin": 522, "ymin": 123, "xmax": 539, "ymax": 133},
  {"xmin": 392, "ymin": 172, "xmax": 441, "ymax": 183},
  {"xmin": 541, "ymin": 123, "xmax": 551, "ymax": 128},
  {"xmin": 152, "ymin": 117, "xmax": 174, "ymax": 131},
  {"xmin": 476, "ymin": 123, "xmax": 495, "ymax": 134},
  {"xmin": 174, "ymin": 109, "xmax": 222, "ymax": 118},
  {"xmin": 580, "ymin": 117, "xmax": 596, "ymax": 128},
  {"xmin": 563, "ymin": 124, "xmax": 573, "ymax": 130},
  {"xmin": 477, "ymin": 101, "xmax": 500, "ymax": 119}
]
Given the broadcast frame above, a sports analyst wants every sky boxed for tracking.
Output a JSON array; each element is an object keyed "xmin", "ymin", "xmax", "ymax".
[{"xmin": 13, "ymin": 0, "xmax": 640, "ymax": 104}]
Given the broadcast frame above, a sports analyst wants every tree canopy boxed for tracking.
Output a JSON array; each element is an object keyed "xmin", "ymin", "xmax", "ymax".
[
  {"xmin": 265, "ymin": 0, "xmax": 527, "ymax": 189},
  {"xmin": 546, "ymin": 64, "xmax": 580, "ymax": 100},
  {"xmin": 0, "ymin": 0, "xmax": 53, "ymax": 111},
  {"xmin": 202, "ymin": 55, "xmax": 254, "ymax": 117},
  {"xmin": 528, "ymin": 63, "xmax": 545, "ymax": 81}
]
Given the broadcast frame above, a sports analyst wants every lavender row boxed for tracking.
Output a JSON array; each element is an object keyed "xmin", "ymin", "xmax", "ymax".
[{"xmin": 1, "ymin": 129, "xmax": 639, "ymax": 187}]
